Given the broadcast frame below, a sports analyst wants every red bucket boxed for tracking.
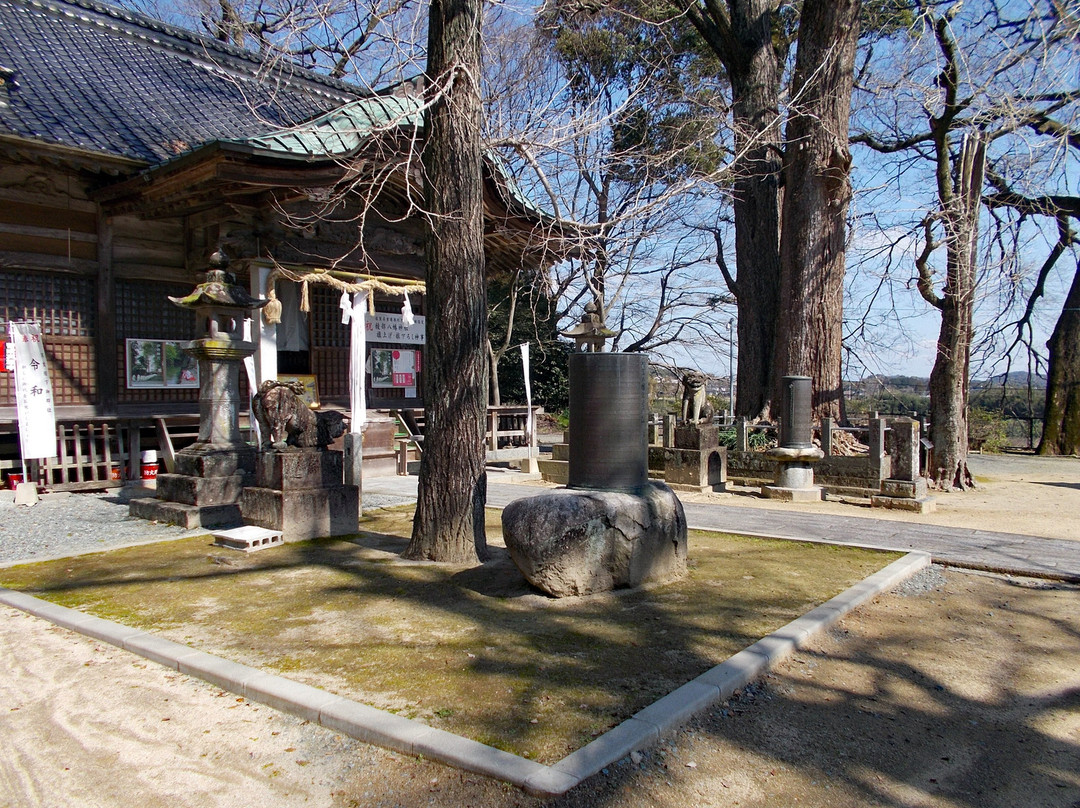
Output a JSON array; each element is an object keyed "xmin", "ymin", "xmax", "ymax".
[
  {"xmin": 140, "ymin": 450, "xmax": 159, "ymax": 480},
  {"xmin": 6, "ymin": 473, "xmax": 24, "ymax": 490}
]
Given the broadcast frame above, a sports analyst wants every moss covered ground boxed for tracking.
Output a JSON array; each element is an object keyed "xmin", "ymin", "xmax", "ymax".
[{"xmin": 0, "ymin": 505, "xmax": 897, "ymax": 763}]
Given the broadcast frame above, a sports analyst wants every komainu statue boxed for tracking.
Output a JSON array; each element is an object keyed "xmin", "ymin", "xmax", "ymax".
[
  {"xmin": 680, "ymin": 370, "xmax": 714, "ymax": 425},
  {"xmin": 252, "ymin": 380, "xmax": 348, "ymax": 450}
]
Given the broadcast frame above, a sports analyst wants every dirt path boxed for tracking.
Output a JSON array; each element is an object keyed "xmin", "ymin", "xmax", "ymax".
[
  {"xmin": 3, "ymin": 567, "xmax": 1077, "ymax": 808},
  {"xmin": 1, "ymin": 452, "xmax": 1078, "ymax": 807},
  {"xmin": 672, "ymin": 452, "xmax": 1080, "ymax": 542}
]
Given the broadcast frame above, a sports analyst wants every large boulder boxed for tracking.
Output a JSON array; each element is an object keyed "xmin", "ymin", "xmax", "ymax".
[{"xmin": 502, "ymin": 482, "xmax": 688, "ymax": 597}]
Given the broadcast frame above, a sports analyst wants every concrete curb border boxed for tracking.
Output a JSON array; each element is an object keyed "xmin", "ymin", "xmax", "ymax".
[{"xmin": 0, "ymin": 549, "xmax": 930, "ymax": 798}]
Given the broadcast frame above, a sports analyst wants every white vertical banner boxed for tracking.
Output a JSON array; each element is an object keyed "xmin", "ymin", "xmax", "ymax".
[
  {"xmin": 342, "ymin": 292, "xmax": 367, "ymax": 433},
  {"xmin": 242, "ymin": 353, "xmax": 261, "ymax": 446},
  {"xmin": 8, "ymin": 322, "xmax": 57, "ymax": 460},
  {"xmin": 519, "ymin": 342, "xmax": 533, "ymax": 443}
]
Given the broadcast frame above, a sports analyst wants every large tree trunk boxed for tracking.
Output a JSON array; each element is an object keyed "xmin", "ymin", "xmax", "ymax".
[
  {"xmin": 1038, "ymin": 259, "xmax": 1080, "ymax": 456},
  {"xmin": 926, "ymin": 134, "xmax": 984, "ymax": 490},
  {"xmin": 687, "ymin": 0, "xmax": 783, "ymax": 419},
  {"xmin": 405, "ymin": 0, "xmax": 489, "ymax": 563},
  {"xmin": 773, "ymin": 0, "xmax": 860, "ymax": 422},
  {"xmin": 928, "ymin": 289, "xmax": 975, "ymax": 489}
]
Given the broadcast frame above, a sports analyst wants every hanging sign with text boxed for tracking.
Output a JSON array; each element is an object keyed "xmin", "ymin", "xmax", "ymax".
[
  {"xmin": 8, "ymin": 322, "xmax": 57, "ymax": 459},
  {"xmin": 365, "ymin": 313, "xmax": 426, "ymax": 345}
]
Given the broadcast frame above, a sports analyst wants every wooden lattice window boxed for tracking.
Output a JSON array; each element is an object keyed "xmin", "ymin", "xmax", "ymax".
[
  {"xmin": 116, "ymin": 279, "xmax": 198, "ymax": 340},
  {"xmin": 0, "ymin": 270, "xmax": 96, "ymax": 406},
  {"xmin": 0, "ymin": 270, "xmax": 95, "ymax": 337}
]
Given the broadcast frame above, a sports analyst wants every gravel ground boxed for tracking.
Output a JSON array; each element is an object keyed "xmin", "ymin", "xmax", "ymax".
[{"xmin": 0, "ymin": 485, "xmax": 414, "ymax": 566}]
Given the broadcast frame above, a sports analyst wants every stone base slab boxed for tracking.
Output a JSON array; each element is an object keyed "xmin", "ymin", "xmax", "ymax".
[
  {"xmin": 879, "ymin": 478, "xmax": 930, "ymax": 499},
  {"xmin": 871, "ymin": 494, "xmax": 937, "ymax": 513},
  {"xmin": 155, "ymin": 472, "xmax": 246, "ymax": 507},
  {"xmin": 666, "ymin": 482, "xmax": 730, "ymax": 495},
  {"xmin": 175, "ymin": 446, "xmax": 256, "ymax": 478},
  {"xmin": 241, "ymin": 485, "xmax": 359, "ymax": 541},
  {"xmin": 761, "ymin": 484, "xmax": 823, "ymax": 502},
  {"xmin": 128, "ymin": 497, "xmax": 243, "ymax": 529}
]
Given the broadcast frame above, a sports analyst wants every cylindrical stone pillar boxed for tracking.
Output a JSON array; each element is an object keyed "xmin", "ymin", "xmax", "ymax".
[
  {"xmin": 778, "ymin": 375, "xmax": 813, "ymax": 449},
  {"xmin": 568, "ymin": 352, "xmax": 648, "ymax": 491}
]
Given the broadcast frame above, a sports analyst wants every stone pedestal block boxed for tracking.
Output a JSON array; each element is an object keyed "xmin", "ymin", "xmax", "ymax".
[
  {"xmin": 240, "ymin": 449, "xmax": 359, "ymax": 540},
  {"xmin": 761, "ymin": 446, "xmax": 824, "ymax": 502},
  {"xmin": 879, "ymin": 478, "xmax": 929, "ymax": 499},
  {"xmin": 871, "ymin": 476, "xmax": 936, "ymax": 513},
  {"xmin": 674, "ymin": 424, "xmax": 719, "ymax": 451},
  {"xmin": 241, "ymin": 484, "xmax": 359, "ymax": 541},
  {"xmin": 502, "ymin": 482, "xmax": 687, "ymax": 597},
  {"xmin": 174, "ymin": 446, "xmax": 256, "ymax": 478},
  {"xmin": 155, "ymin": 472, "xmax": 246, "ymax": 507},
  {"xmin": 129, "ymin": 445, "xmax": 253, "ymax": 529},
  {"xmin": 255, "ymin": 450, "xmax": 345, "ymax": 490},
  {"xmin": 662, "ymin": 446, "xmax": 727, "ymax": 492}
]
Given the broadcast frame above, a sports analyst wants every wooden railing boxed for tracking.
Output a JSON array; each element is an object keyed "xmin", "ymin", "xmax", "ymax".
[{"xmin": 392, "ymin": 405, "xmax": 540, "ymax": 474}]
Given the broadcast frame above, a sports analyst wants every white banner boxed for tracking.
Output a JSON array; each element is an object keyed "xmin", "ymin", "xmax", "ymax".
[
  {"xmin": 520, "ymin": 342, "xmax": 533, "ymax": 442},
  {"xmin": 342, "ymin": 292, "xmax": 367, "ymax": 432},
  {"xmin": 8, "ymin": 322, "xmax": 57, "ymax": 460}
]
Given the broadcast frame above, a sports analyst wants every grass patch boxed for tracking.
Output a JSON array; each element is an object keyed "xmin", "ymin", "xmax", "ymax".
[{"xmin": 0, "ymin": 505, "xmax": 897, "ymax": 763}]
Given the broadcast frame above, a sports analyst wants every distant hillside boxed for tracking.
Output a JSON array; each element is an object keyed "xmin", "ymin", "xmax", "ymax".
[
  {"xmin": 973, "ymin": 372, "xmax": 1047, "ymax": 390},
  {"xmin": 846, "ymin": 375, "xmax": 928, "ymax": 397}
]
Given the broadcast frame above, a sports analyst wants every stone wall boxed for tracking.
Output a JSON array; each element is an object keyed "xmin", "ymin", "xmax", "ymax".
[{"xmin": 726, "ymin": 451, "xmax": 889, "ymax": 497}]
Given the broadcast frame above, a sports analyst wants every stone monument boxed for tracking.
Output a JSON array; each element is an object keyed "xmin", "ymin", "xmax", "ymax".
[
  {"xmin": 240, "ymin": 380, "xmax": 359, "ymax": 541},
  {"xmin": 660, "ymin": 371, "xmax": 727, "ymax": 492},
  {"xmin": 871, "ymin": 417, "xmax": 936, "ymax": 512},
  {"xmin": 503, "ymin": 349, "xmax": 687, "ymax": 597},
  {"xmin": 761, "ymin": 375, "xmax": 824, "ymax": 502},
  {"xmin": 130, "ymin": 251, "xmax": 266, "ymax": 529}
]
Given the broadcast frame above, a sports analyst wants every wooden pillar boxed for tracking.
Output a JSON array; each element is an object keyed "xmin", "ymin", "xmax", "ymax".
[{"xmin": 95, "ymin": 214, "xmax": 117, "ymax": 414}]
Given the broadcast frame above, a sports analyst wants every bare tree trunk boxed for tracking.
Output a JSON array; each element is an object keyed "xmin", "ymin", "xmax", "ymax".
[
  {"xmin": 687, "ymin": 0, "xmax": 783, "ymax": 420},
  {"xmin": 1038, "ymin": 259, "xmax": 1080, "ymax": 455},
  {"xmin": 405, "ymin": 0, "xmax": 488, "ymax": 563},
  {"xmin": 774, "ymin": 0, "xmax": 860, "ymax": 422},
  {"xmin": 926, "ymin": 133, "xmax": 985, "ymax": 490}
]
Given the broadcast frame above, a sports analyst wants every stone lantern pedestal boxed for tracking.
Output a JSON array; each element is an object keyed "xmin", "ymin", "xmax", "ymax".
[
  {"xmin": 761, "ymin": 376, "xmax": 823, "ymax": 502},
  {"xmin": 130, "ymin": 252, "xmax": 266, "ymax": 529}
]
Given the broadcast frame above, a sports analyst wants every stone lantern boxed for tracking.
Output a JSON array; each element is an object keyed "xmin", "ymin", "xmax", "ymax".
[
  {"xmin": 560, "ymin": 302, "xmax": 616, "ymax": 353},
  {"xmin": 129, "ymin": 251, "xmax": 268, "ymax": 529},
  {"xmin": 169, "ymin": 250, "xmax": 267, "ymax": 451}
]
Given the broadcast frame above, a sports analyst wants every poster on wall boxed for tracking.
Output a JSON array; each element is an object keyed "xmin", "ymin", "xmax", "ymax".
[
  {"xmin": 370, "ymin": 348, "xmax": 420, "ymax": 390},
  {"xmin": 126, "ymin": 339, "xmax": 199, "ymax": 389},
  {"xmin": 277, "ymin": 374, "xmax": 320, "ymax": 409}
]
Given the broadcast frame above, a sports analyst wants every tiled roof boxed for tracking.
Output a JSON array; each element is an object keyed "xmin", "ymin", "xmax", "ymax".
[
  {"xmin": 231, "ymin": 92, "xmax": 423, "ymax": 160},
  {"xmin": 0, "ymin": 0, "xmax": 362, "ymax": 164}
]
